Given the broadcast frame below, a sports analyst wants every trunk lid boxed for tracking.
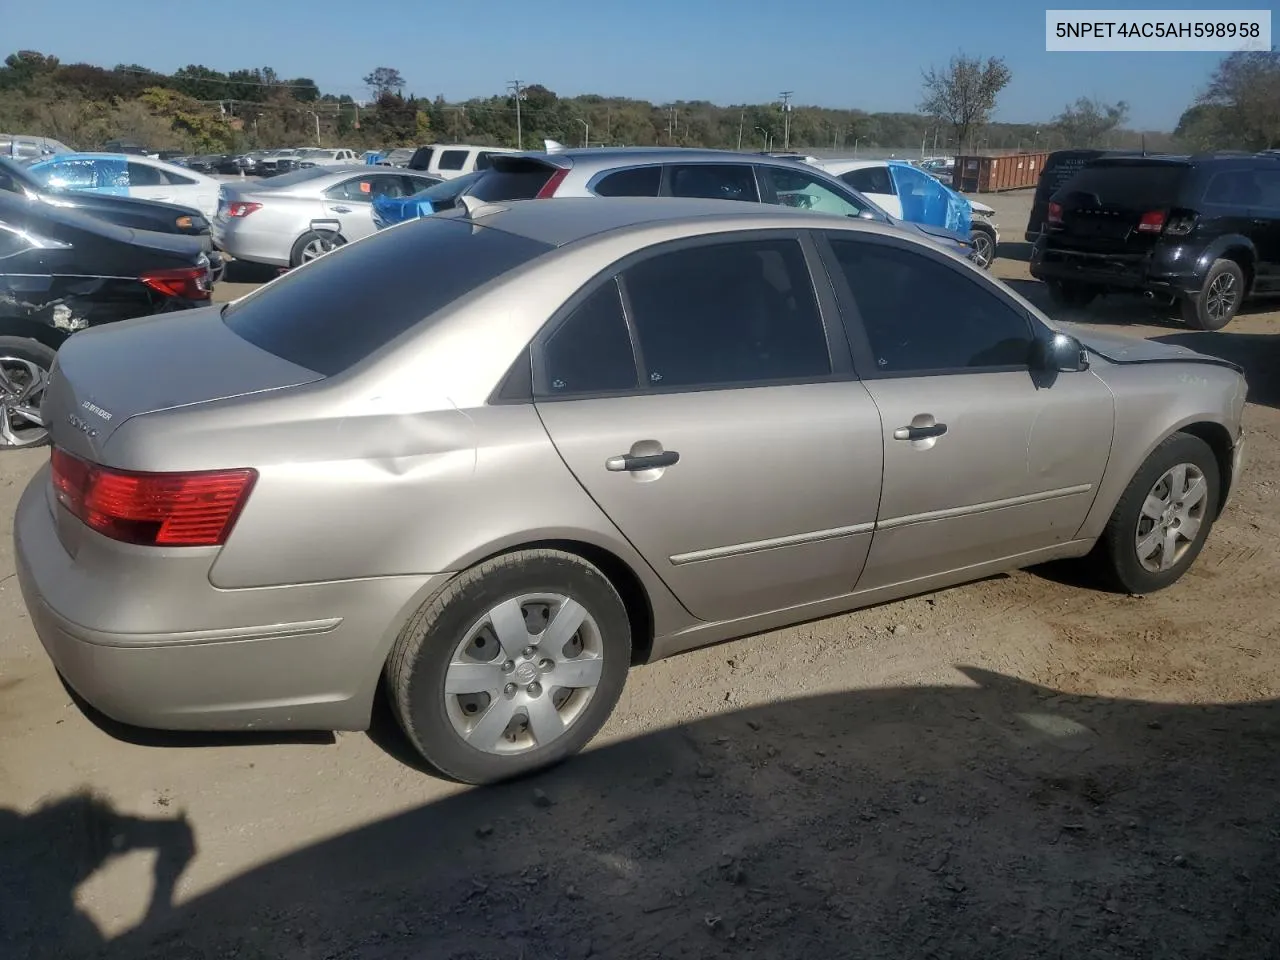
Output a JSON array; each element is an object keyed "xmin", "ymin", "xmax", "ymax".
[
  {"xmin": 43, "ymin": 304, "xmax": 324, "ymax": 461},
  {"xmin": 1049, "ymin": 159, "xmax": 1192, "ymax": 253}
]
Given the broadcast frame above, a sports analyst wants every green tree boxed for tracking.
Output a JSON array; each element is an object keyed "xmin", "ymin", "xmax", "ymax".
[
  {"xmin": 919, "ymin": 53, "xmax": 1012, "ymax": 153},
  {"xmin": 1052, "ymin": 97, "xmax": 1129, "ymax": 148}
]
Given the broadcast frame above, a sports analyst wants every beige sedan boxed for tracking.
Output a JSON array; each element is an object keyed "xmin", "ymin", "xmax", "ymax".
[{"xmin": 14, "ymin": 197, "xmax": 1247, "ymax": 784}]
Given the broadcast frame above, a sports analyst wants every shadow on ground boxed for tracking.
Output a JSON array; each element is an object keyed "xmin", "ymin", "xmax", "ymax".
[{"xmin": 4, "ymin": 669, "xmax": 1278, "ymax": 959}]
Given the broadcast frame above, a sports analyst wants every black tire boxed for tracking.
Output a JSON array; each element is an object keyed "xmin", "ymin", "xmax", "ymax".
[
  {"xmin": 969, "ymin": 226, "xmax": 996, "ymax": 269},
  {"xmin": 1045, "ymin": 279, "xmax": 1099, "ymax": 309},
  {"xmin": 1089, "ymin": 432, "xmax": 1220, "ymax": 594},
  {"xmin": 386, "ymin": 549, "xmax": 632, "ymax": 784},
  {"xmin": 0, "ymin": 336, "xmax": 57, "ymax": 451},
  {"xmin": 1181, "ymin": 258, "xmax": 1244, "ymax": 331},
  {"xmin": 288, "ymin": 229, "xmax": 346, "ymax": 268}
]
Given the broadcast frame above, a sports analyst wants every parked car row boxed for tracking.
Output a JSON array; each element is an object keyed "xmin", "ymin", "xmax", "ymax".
[{"xmin": 1028, "ymin": 149, "xmax": 1280, "ymax": 330}]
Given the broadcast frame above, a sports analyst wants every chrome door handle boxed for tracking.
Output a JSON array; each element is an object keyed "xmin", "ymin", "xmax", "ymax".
[
  {"xmin": 329, "ymin": 205, "xmax": 352, "ymax": 213},
  {"xmin": 606, "ymin": 450, "xmax": 680, "ymax": 472},
  {"xmin": 893, "ymin": 423, "xmax": 948, "ymax": 441}
]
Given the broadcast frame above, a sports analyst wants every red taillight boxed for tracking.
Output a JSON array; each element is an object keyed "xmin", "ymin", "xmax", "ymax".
[
  {"xmin": 1137, "ymin": 210, "xmax": 1166, "ymax": 233},
  {"xmin": 140, "ymin": 266, "xmax": 211, "ymax": 301},
  {"xmin": 226, "ymin": 201, "xmax": 261, "ymax": 218},
  {"xmin": 51, "ymin": 447, "xmax": 256, "ymax": 547},
  {"xmin": 535, "ymin": 167, "xmax": 569, "ymax": 199},
  {"xmin": 1047, "ymin": 201, "xmax": 1063, "ymax": 224}
]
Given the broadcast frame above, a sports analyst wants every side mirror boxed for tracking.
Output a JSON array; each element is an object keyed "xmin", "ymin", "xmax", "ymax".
[{"xmin": 1032, "ymin": 332, "xmax": 1090, "ymax": 373}]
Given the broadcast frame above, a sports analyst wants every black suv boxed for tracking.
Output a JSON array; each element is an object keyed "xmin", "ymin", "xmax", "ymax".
[{"xmin": 1030, "ymin": 153, "xmax": 1280, "ymax": 330}]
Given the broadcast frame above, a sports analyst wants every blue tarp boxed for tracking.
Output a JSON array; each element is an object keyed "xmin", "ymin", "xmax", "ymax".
[
  {"xmin": 372, "ymin": 192, "xmax": 434, "ymax": 230},
  {"xmin": 887, "ymin": 160, "xmax": 971, "ymax": 235}
]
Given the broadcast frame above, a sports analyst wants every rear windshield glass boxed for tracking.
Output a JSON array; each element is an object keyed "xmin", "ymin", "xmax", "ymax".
[
  {"xmin": 222, "ymin": 217, "xmax": 553, "ymax": 376},
  {"xmin": 253, "ymin": 167, "xmax": 333, "ymax": 189},
  {"xmin": 469, "ymin": 161, "xmax": 557, "ymax": 201},
  {"xmin": 1054, "ymin": 163, "xmax": 1189, "ymax": 208}
]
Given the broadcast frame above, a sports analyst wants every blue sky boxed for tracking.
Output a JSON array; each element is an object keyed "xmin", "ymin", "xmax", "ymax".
[{"xmin": 8, "ymin": 0, "xmax": 1273, "ymax": 129}]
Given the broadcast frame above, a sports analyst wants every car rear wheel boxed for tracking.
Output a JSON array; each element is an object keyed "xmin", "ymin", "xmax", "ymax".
[
  {"xmin": 289, "ymin": 230, "xmax": 346, "ymax": 268},
  {"xmin": 386, "ymin": 549, "xmax": 632, "ymax": 784},
  {"xmin": 1181, "ymin": 259, "xmax": 1244, "ymax": 331},
  {"xmin": 1089, "ymin": 432, "xmax": 1219, "ymax": 594},
  {"xmin": 1045, "ymin": 279, "xmax": 1099, "ymax": 309},
  {"xmin": 0, "ymin": 337, "xmax": 55, "ymax": 451}
]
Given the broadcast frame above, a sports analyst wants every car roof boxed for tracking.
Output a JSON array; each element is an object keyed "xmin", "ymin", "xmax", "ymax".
[
  {"xmin": 509, "ymin": 146, "xmax": 823, "ymax": 169},
  {"xmin": 446, "ymin": 195, "xmax": 903, "ymax": 248}
]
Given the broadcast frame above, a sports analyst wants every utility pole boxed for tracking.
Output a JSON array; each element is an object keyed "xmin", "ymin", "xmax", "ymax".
[
  {"xmin": 575, "ymin": 117, "xmax": 588, "ymax": 148},
  {"xmin": 507, "ymin": 79, "xmax": 524, "ymax": 149},
  {"xmin": 778, "ymin": 91, "xmax": 793, "ymax": 151},
  {"xmin": 737, "ymin": 108, "xmax": 745, "ymax": 151}
]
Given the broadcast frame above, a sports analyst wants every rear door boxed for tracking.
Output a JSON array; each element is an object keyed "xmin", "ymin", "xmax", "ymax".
[
  {"xmin": 819, "ymin": 231, "xmax": 1114, "ymax": 590},
  {"xmin": 532, "ymin": 232, "xmax": 884, "ymax": 623},
  {"xmin": 322, "ymin": 174, "xmax": 414, "ymax": 242}
]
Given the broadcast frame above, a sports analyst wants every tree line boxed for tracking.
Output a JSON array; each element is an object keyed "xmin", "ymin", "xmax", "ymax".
[{"xmin": 0, "ymin": 48, "xmax": 1275, "ymax": 158}]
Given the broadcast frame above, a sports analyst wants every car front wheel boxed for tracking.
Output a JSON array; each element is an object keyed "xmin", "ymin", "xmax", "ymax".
[
  {"xmin": 1089, "ymin": 432, "xmax": 1220, "ymax": 594},
  {"xmin": 386, "ymin": 549, "xmax": 632, "ymax": 784},
  {"xmin": 969, "ymin": 226, "xmax": 996, "ymax": 269}
]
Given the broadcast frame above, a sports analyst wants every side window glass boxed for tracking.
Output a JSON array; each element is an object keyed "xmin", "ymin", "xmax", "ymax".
[
  {"xmin": 594, "ymin": 166, "xmax": 661, "ymax": 197},
  {"xmin": 668, "ymin": 164, "xmax": 758, "ymax": 202},
  {"xmin": 1202, "ymin": 170, "xmax": 1258, "ymax": 206},
  {"xmin": 43, "ymin": 159, "xmax": 98, "ymax": 190},
  {"xmin": 762, "ymin": 167, "xmax": 865, "ymax": 216},
  {"xmin": 622, "ymin": 239, "xmax": 830, "ymax": 389},
  {"xmin": 1254, "ymin": 169, "xmax": 1280, "ymax": 211},
  {"xmin": 439, "ymin": 150, "xmax": 469, "ymax": 171},
  {"xmin": 540, "ymin": 280, "xmax": 638, "ymax": 396},
  {"xmin": 830, "ymin": 238, "xmax": 1033, "ymax": 374},
  {"xmin": 325, "ymin": 178, "xmax": 374, "ymax": 202},
  {"xmin": 475, "ymin": 152, "xmax": 496, "ymax": 171},
  {"xmin": 841, "ymin": 167, "xmax": 894, "ymax": 195},
  {"xmin": 127, "ymin": 162, "xmax": 164, "ymax": 187}
]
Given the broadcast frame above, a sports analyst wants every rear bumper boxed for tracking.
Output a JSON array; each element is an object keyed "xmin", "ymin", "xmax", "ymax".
[
  {"xmin": 1030, "ymin": 239, "xmax": 1206, "ymax": 296},
  {"xmin": 14, "ymin": 464, "xmax": 450, "ymax": 732}
]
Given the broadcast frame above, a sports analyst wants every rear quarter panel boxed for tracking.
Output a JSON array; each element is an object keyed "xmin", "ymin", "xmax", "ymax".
[{"xmin": 1075, "ymin": 359, "xmax": 1246, "ymax": 540}]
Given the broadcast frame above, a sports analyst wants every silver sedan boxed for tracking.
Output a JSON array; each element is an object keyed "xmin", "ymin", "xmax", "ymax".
[
  {"xmin": 16, "ymin": 198, "xmax": 1247, "ymax": 785},
  {"xmin": 212, "ymin": 166, "xmax": 441, "ymax": 268}
]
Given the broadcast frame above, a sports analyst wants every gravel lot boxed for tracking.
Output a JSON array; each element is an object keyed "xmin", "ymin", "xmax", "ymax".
[{"xmin": 2, "ymin": 189, "xmax": 1278, "ymax": 959}]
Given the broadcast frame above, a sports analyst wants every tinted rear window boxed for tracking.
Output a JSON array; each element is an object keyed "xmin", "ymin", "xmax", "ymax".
[
  {"xmin": 1055, "ymin": 163, "xmax": 1189, "ymax": 208},
  {"xmin": 594, "ymin": 166, "xmax": 661, "ymax": 197},
  {"xmin": 469, "ymin": 160, "xmax": 558, "ymax": 201},
  {"xmin": 222, "ymin": 217, "xmax": 553, "ymax": 376}
]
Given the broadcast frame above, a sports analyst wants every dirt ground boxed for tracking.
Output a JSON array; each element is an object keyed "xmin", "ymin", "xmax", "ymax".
[{"xmin": 2, "ymin": 189, "xmax": 1279, "ymax": 959}]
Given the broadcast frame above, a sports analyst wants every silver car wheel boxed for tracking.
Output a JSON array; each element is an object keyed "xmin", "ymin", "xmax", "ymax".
[
  {"xmin": 969, "ymin": 229, "xmax": 994, "ymax": 268},
  {"xmin": 1135, "ymin": 462, "xmax": 1208, "ymax": 573},
  {"xmin": 0, "ymin": 355, "xmax": 49, "ymax": 449},
  {"xmin": 444, "ymin": 594, "xmax": 604, "ymax": 756},
  {"xmin": 301, "ymin": 237, "xmax": 338, "ymax": 262},
  {"xmin": 1205, "ymin": 272, "xmax": 1238, "ymax": 323}
]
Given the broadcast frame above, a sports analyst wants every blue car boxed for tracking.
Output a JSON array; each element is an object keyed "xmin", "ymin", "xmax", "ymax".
[{"xmin": 372, "ymin": 171, "xmax": 484, "ymax": 229}]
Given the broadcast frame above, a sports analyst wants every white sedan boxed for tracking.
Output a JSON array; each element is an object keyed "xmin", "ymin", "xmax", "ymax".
[
  {"xmin": 819, "ymin": 159, "xmax": 1000, "ymax": 268},
  {"xmin": 26, "ymin": 152, "xmax": 222, "ymax": 221}
]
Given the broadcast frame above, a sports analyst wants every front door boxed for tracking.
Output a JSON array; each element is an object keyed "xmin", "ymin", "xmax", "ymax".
[
  {"xmin": 838, "ymin": 166, "xmax": 902, "ymax": 218},
  {"xmin": 820, "ymin": 232, "xmax": 1114, "ymax": 591},
  {"xmin": 533, "ymin": 234, "xmax": 884, "ymax": 624}
]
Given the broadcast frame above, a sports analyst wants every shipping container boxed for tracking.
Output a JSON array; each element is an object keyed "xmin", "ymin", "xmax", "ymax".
[{"xmin": 951, "ymin": 152, "xmax": 1049, "ymax": 193}]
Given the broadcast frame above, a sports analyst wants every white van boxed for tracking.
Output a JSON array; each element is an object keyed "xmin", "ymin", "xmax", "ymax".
[{"xmin": 404, "ymin": 143, "xmax": 519, "ymax": 180}]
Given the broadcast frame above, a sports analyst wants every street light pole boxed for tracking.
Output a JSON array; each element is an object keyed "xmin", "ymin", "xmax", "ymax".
[
  {"xmin": 575, "ymin": 117, "xmax": 588, "ymax": 148},
  {"xmin": 779, "ymin": 90, "xmax": 793, "ymax": 151}
]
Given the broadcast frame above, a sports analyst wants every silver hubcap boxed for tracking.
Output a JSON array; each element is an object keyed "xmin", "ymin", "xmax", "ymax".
[
  {"xmin": 0, "ymin": 356, "xmax": 49, "ymax": 448},
  {"xmin": 1205, "ymin": 272, "xmax": 1238, "ymax": 322},
  {"xmin": 445, "ymin": 594, "xmax": 604, "ymax": 756},
  {"xmin": 970, "ymin": 231, "xmax": 993, "ymax": 267},
  {"xmin": 302, "ymin": 237, "xmax": 336, "ymax": 261},
  {"xmin": 1135, "ymin": 462, "xmax": 1208, "ymax": 573}
]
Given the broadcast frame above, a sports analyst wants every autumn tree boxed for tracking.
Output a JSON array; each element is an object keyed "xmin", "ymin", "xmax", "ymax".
[
  {"xmin": 1052, "ymin": 97, "xmax": 1129, "ymax": 148},
  {"xmin": 363, "ymin": 66, "xmax": 405, "ymax": 98},
  {"xmin": 919, "ymin": 53, "xmax": 1011, "ymax": 154}
]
